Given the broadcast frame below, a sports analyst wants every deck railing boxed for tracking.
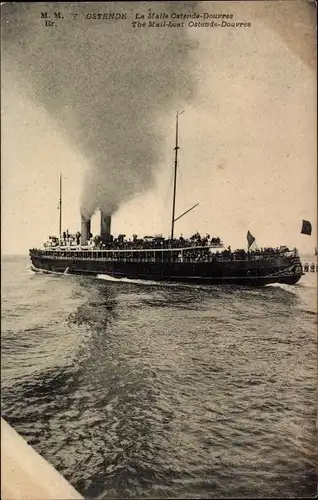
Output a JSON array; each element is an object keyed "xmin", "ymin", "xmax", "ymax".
[{"xmin": 30, "ymin": 247, "xmax": 299, "ymax": 264}]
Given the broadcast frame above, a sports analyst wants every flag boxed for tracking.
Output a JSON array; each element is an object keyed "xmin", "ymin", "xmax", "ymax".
[
  {"xmin": 246, "ymin": 231, "xmax": 255, "ymax": 249},
  {"xmin": 301, "ymin": 220, "xmax": 312, "ymax": 235}
]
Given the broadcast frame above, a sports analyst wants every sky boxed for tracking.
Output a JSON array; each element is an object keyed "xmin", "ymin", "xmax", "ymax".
[{"xmin": 1, "ymin": 0, "xmax": 317, "ymax": 255}]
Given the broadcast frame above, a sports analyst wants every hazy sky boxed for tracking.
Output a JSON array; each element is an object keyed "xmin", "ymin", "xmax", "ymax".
[{"xmin": 1, "ymin": 0, "xmax": 317, "ymax": 255}]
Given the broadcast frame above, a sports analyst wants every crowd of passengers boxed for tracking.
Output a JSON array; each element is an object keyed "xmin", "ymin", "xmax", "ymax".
[
  {"xmin": 96, "ymin": 232, "xmax": 223, "ymax": 249},
  {"xmin": 46, "ymin": 231, "xmax": 223, "ymax": 249},
  {"xmin": 303, "ymin": 262, "xmax": 318, "ymax": 272},
  {"xmin": 44, "ymin": 231, "xmax": 295, "ymax": 260},
  {"xmin": 177, "ymin": 245, "xmax": 294, "ymax": 262}
]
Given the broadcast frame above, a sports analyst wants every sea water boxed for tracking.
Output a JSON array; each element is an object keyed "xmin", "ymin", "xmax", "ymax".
[{"xmin": 1, "ymin": 255, "xmax": 317, "ymax": 498}]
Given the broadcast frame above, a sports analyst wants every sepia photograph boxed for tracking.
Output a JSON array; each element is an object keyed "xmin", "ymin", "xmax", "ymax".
[{"xmin": 1, "ymin": 0, "xmax": 317, "ymax": 498}]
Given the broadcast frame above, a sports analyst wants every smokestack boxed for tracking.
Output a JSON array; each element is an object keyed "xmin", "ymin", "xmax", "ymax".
[
  {"xmin": 100, "ymin": 212, "xmax": 111, "ymax": 242},
  {"xmin": 81, "ymin": 215, "xmax": 91, "ymax": 245}
]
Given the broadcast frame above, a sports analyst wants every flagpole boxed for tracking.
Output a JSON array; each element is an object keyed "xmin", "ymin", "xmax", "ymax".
[{"xmin": 59, "ymin": 173, "xmax": 62, "ymax": 237}]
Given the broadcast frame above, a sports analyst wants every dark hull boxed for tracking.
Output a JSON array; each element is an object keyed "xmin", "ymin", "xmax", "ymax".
[{"xmin": 29, "ymin": 252, "xmax": 303, "ymax": 286}]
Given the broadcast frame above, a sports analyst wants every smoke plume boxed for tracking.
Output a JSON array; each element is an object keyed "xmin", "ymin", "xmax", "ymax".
[{"xmin": 2, "ymin": 2, "xmax": 198, "ymax": 219}]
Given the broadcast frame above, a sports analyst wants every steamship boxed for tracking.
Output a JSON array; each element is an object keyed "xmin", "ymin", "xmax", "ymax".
[{"xmin": 29, "ymin": 113, "xmax": 303, "ymax": 286}]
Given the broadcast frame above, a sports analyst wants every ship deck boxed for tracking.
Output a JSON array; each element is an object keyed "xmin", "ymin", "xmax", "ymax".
[{"xmin": 29, "ymin": 245, "xmax": 299, "ymax": 264}]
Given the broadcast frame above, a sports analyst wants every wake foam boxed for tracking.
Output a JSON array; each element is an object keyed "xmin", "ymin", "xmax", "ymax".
[
  {"xmin": 25, "ymin": 267, "xmax": 35, "ymax": 275},
  {"xmin": 266, "ymin": 283, "xmax": 298, "ymax": 292},
  {"xmin": 30, "ymin": 266, "xmax": 67, "ymax": 277},
  {"xmin": 96, "ymin": 274, "xmax": 160, "ymax": 286}
]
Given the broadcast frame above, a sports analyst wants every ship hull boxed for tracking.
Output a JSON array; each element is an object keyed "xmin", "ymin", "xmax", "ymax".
[{"xmin": 29, "ymin": 252, "xmax": 303, "ymax": 286}]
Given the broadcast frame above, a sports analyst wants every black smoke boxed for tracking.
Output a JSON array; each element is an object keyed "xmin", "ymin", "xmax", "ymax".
[{"xmin": 2, "ymin": 1, "xmax": 198, "ymax": 219}]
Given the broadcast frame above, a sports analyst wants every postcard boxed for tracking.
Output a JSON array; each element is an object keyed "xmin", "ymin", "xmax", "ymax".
[{"xmin": 1, "ymin": 2, "xmax": 317, "ymax": 499}]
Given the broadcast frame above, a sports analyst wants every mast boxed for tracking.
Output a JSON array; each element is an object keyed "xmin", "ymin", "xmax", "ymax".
[
  {"xmin": 171, "ymin": 111, "xmax": 183, "ymax": 240},
  {"xmin": 59, "ymin": 173, "xmax": 62, "ymax": 237}
]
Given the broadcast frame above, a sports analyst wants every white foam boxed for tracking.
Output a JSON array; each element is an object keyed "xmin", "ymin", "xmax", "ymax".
[
  {"xmin": 30, "ymin": 266, "xmax": 66, "ymax": 277},
  {"xmin": 24, "ymin": 268, "xmax": 35, "ymax": 275},
  {"xmin": 96, "ymin": 273, "xmax": 160, "ymax": 286},
  {"xmin": 266, "ymin": 283, "xmax": 298, "ymax": 291}
]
